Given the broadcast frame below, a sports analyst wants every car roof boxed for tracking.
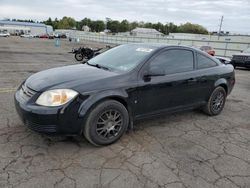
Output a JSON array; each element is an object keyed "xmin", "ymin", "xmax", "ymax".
[
  {"xmin": 123, "ymin": 43, "xmax": 217, "ymax": 60},
  {"xmin": 135, "ymin": 43, "xmax": 219, "ymax": 62}
]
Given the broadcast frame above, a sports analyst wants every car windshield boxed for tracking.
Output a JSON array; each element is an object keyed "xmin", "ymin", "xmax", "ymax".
[
  {"xmin": 87, "ymin": 44, "xmax": 157, "ymax": 72},
  {"xmin": 243, "ymin": 48, "xmax": 250, "ymax": 53}
]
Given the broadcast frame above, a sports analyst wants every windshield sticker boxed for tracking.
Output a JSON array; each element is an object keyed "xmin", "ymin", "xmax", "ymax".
[
  {"xmin": 136, "ymin": 48, "xmax": 153, "ymax": 53},
  {"xmin": 118, "ymin": 66, "xmax": 129, "ymax": 71}
]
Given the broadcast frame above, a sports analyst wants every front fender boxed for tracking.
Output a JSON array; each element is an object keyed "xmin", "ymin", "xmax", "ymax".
[{"xmin": 78, "ymin": 89, "xmax": 128, "ymax": 118}]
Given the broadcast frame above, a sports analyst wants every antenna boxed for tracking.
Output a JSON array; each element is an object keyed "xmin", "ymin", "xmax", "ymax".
[{"xmin": 218, "ymin": 16, "xmax": 224, "ymax": 40}]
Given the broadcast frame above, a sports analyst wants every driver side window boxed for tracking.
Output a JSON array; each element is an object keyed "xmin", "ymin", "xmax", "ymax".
[{"xmin": 150, "ymin": 49, "xmax": 194, "ymax": 75}]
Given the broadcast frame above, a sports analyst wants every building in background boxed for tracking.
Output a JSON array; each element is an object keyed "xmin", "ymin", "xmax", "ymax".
[
  {"xmin": 130, "ymin": 27, "xmax": 164, "ymax": 37},
  {"xmin": 0, "ymin": 20, "xmax": 53, "ymax": 35},
  {"xmin": 82, "ymin": 25, "xmax": 90, "ymax": 32},
  {"xmin": 169, "ymin": 33, "xmax": 250, "ymax": 42}
]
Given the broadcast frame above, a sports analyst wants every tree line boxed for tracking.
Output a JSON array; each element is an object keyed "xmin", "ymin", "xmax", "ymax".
[{"xmin": 9, "ymin": 17, "xmax": 209, "ymax": 34}]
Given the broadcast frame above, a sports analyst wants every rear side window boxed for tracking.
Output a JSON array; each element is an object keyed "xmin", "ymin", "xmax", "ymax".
[
  {"xmin": 151, "ymin": 49, "xmax": 194, "ymax": 74},
  {"xmin": 197, "ymin": 53, "xmax": 217, "ymax": 69}
]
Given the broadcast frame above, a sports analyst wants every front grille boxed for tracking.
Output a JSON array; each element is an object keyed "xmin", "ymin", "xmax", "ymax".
[
  {"xmin": 26, "ymin": 121, "xmax": 57, "ymax": 133},
  {"xmin": 19, "ymin": 84, "xmax": 37, "ymax": 102}
]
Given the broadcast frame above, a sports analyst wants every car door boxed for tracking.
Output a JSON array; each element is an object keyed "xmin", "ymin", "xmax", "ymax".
[
  {"xmin": 134, "ymin": 48, "xmax": 201, "ymax": 118},
  {"xmin": 194, "ymin": 52, "xmax": 220, "ymax": 101}
]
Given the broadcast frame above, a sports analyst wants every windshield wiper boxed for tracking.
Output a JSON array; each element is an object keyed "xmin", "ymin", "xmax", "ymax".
[{"xmin": 86, "ymin": 62, "xmax": 110, "ymax": 71}]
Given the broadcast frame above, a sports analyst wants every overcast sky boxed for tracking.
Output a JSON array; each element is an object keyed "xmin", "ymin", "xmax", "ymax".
[{"xmin": 0, "ymin": 0, "xmax": 249, "ymax": 34}]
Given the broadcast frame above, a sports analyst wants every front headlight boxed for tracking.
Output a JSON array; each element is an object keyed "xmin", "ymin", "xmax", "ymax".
[{"xmin": 36, "ymin": 89, "xmax": 78, "ymax": 107}]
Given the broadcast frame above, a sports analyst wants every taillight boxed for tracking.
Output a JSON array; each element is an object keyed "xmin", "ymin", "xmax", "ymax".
[{"xmin": 230, "ymin": 78, "xmax": 235, "ymax": 86}]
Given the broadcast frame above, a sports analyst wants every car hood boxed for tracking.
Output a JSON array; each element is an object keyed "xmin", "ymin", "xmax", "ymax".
[
  {"xmin": 25, "ymin": 64, "xmax": 119, "ymax": 92},
  {"xmin": 215, "ymin": 56, "xmax": 231, "ymax": 61}
]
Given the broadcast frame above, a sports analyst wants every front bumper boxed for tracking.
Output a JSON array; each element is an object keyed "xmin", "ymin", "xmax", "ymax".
[
  {"xmin": 14, "ymin": 88, "xmax": 84, "ymax": 135},
  {"xmin": 231, "ymin": 60, "xmax": 250, "ymax": 68}
]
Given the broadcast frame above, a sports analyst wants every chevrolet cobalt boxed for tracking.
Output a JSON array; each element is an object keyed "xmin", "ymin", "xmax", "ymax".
[{"xmin": 15, "ymin": 44, "xmax": 235, "ymax": 146}]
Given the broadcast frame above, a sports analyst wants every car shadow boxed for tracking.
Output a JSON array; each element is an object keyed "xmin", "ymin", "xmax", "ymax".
[
  {"xmin": 40, "ymin": 109, "xmax": 204, "ymax": 146},
  {"xmin": 235, "ymin": 67, "xmax": 250, "ymax": 71}
]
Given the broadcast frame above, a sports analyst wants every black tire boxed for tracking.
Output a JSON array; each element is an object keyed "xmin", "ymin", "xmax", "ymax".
[
  {"xmin": 203, "ymin": 86, "xmax": 226, "ymax": 116},
  {"xmin": 83, "ymin": 100, "xmax": 129, "ymax": 146},
  {"xmin": 74, "ymin": 52, "xmax": 84, "ymax": 61}
]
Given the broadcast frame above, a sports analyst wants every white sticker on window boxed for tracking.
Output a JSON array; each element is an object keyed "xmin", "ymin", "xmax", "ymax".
[{"xmin": 136, "ymin": 48, "xmax": 153, "ymax": 53}]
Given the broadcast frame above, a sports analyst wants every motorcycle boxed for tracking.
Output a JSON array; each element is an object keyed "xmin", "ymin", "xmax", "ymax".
[{"xmin": 71, "ymin": 46, "xmax": 112, "ymax": 62}]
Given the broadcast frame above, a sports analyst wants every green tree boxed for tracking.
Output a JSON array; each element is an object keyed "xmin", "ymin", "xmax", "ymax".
[
  {"xmin": 44, "ymin": 17, "xmax": 53, "ymax": 26},
  {"xmin": 107, "ymin": 20, "xmax": 120, "ymax": 33},
  {"xmin": 90, "ymin": 20, "xmax": 105, "ymax": 32},
  {"xmin": 152, "ymin": 22, "xmax": 164, "ymax": 33},
  {"xmin": 168, "ymin": 22, "xmax": 178, "ymax": 33},
  {"xmin": 57, "ymin": 17, "xmax": 76, "ymax": 29},
  {"xmin": 144, "ymin": 22, "xmax": 153, "ymax": 29},
  {"xmin": 177, "ymin": 22, "xmax": 208, "ymax": 34},
  {"xmin": 53, "ymin": 18, "xmax": 59, "ymax": 29},
  {"xmin": 129, "ymin": 21, "xmax": 139, "ymax": 30},
  {"xmin": 78, "ymin": 18, "xmax": 92, "ymax": 30},
  {"xmin": 39, "ymin": 17, "xmax": 210, "ymax": 35},
  {"xmin": 120, "ymin": 20, "xmax": 129, "ymax": 32}
]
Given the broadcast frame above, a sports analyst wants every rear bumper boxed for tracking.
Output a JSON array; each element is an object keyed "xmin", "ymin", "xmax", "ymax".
[{"xmin": 14, "ymin": 90, "xmax": 84, "ymax": 135}]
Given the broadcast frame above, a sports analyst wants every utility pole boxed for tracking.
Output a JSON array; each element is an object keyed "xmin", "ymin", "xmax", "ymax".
[
  {"xmin": 105, "ymin": 17, "xmax": 111, "ymax": 31},
  {"xmin": 165, "ymin": 22, "xmax": 169, "ymax": 35},
  {"xmin": 218, "ymin": 16, "xmax": 224, "ymax": 40}
]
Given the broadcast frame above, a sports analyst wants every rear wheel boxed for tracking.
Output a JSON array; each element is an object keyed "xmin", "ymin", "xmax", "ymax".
[
  {"xmin": 83, "ymin": 100, "xmax": 129, "ymax": 146},
  {"xmin": 203, "ymin": 86, "xmax": 226, "ymax": 116},
  {"xmin": 75, "ymin": 52, "xmax": 84, "ymax": 61}
]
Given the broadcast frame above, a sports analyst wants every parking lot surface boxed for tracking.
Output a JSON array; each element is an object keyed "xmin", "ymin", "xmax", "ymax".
[{"xmin": 0, "ymin": 37, "xmax": 250, "ymax": 188}]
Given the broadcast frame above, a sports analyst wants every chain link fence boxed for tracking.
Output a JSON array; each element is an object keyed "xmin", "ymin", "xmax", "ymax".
[{"xmin": 63, "ymin": 30, "xmax": 250, "ymax": 58}]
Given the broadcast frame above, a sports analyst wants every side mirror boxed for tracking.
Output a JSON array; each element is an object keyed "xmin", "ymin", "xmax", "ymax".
[{"xmin": 144, "ymin": 65, "xmax": 165, "ymax": 77}]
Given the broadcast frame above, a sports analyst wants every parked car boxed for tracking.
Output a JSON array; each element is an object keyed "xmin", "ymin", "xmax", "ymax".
[
  {"xmin": 200, "ymin": 46, "xmax": 215, "ymax": 56},
  {"xmin": 0, "ymin": 32, "xmax": 10, "ymax": 37},
  {"xmin": 15, "ymin": 44, "xmax": 235, "ymax": 146},
  {"xmin": 58, "ymin": 33, "xmax": 67, "ymax": 38},
  {"xmin": 215, "ymin": 56, "xmax": 231, "ymax": 65},
  {"xmin": 39, "ymin": 34, "xmax": 49, "ymax": 39},
  {"xmin": 33, "ymin": 34, "xmax": 40, "ymax": 38},
  {"xmin": 53, "ymin": 33, "xmax": 59, "ymax": 38},
  {"xmin": 48, "ymin": 35, "xmax": 55, "ymax": 39},
  {"xmin": 20, "ymin": 34, "xmax": 34, "ymax": 38},
  {"xmin": 230, "ymin": 48, "xmax": 250, "ymax": 68}
]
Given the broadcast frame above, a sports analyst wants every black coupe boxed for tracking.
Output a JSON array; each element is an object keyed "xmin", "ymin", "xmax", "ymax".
[{"xmin": 15, "ymin": 44, "xmax": 235, "ymax": 146}]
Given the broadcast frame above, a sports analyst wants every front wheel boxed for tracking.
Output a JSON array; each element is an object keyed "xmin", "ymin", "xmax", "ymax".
[
  {"xmin": 83, "ymin": 100, "xmax": 129, "ymax": 146},
  {"xmin": 74, "ymin": 52, "xmax": 84, "ymax": 61},
  {"xmin": 203, "ymin": 86, "xmax": 226, "ymax": 116}
]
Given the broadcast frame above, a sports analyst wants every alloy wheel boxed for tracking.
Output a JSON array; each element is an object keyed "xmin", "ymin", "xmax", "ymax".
[
  {"xmin": 211, "ymin": 91, "xmax": 225, "ymax": 113},
  {"xmin": 95, "ymin": 109, "xmax": 123, "ymax": 139}
]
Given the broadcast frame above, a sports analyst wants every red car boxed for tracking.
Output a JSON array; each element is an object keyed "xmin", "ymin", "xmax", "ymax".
[
  {"xmin": 200, "ymin": 46, "xmax": 215, "ymax": 56},
  {"xmin": 39, "ymin": 34, "xmax": 49, "ymax": 39}
]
